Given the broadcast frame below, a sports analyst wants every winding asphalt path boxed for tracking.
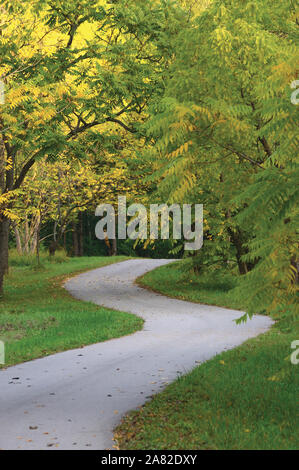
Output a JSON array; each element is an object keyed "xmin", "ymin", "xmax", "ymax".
[{"xmin": 0, "ymin": 259, "xmax": 273, "ymax": 450}]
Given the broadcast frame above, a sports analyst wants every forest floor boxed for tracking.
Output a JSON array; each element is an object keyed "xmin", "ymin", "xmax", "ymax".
[{"xmin": 115, "ymin": 261, "xmax": 299, "ymax": 450}]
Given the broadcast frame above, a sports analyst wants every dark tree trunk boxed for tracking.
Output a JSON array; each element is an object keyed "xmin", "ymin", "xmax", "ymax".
[
  {"xmin": 36, "ymin": 225, "xmax": 40, "ymax": 266},
  {"xmin": 63, "ymin": 231, "xmax": 67, "ymax": 252},
  {"xmin": 13, "ymin": 222, "xmax": 23, "ymax": 255},
  {"xmin": 49, "ymin": 240, "xmax": 59, "ymax": 257},
  {"xmin": 0, "ymin": 217, "xmax": 10, "ymax": 296},
  {"xmin": 49, "ymin": 221, "xmax": 58, "ymax": 257},
  {"xmin": 111, "ymin": 237, "xmax": 117, "ymax": 256},
  {"xmin": 79, "ymin": 213, "xmax": 84, "ymax": 257},
  {"xmin": 73, "ymin": 222, "xmax": 79, "ymax": 257},
  {"xmin": 227, "ymin": 227, "xmax": 248, "ymax": 275},
  {"xmin": 49, "ymin": 220, "xmax": 68, "ymax": 257}
]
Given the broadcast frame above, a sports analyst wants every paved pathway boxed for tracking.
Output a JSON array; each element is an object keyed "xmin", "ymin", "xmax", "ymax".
[{"xmin": 0, "ymin": 259, "xmax": 273, "ymax": 449}]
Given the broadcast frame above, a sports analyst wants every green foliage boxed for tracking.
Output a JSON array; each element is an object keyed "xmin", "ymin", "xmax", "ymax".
[
  {"xmin": 0, "ymin": 0, "xmax": 188, "ymax": 293},
  {"xmin": 1, "ymin": 0, "xmax": 298, "ymax": 316},
  {"xmin": 141, "ymin": 0, "xmax": 299, "ymax": 320}
]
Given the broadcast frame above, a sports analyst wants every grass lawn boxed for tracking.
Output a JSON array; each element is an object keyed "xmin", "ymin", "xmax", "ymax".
[
  {"xmin": 137, "ymin": 260, "xmax": 248, "ymax": 311},
  {"xmin": 0, "ymin": 255, "xmax": 143, "ymax": 368},
  {"xmin": 115, "ymin": 261, "xmax": 299, "ymax": 450}
]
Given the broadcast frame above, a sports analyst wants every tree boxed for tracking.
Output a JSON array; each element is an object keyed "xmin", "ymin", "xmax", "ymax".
[
  {"xmin": 141, "ymin": 0, "xmax": 298, "ymax": 318},
  {"xmin": 0, "ymin": 0, "xmax": 186, "ymax": 295}
]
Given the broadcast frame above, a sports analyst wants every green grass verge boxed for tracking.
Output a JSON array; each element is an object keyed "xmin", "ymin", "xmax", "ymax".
[
  {"xmin": 0, "ymin": 256, "xmax": 143, "ymax": 368},
  {"xmin": 115, "ymin": 261, "xmax": 299, "ymax": 450},
  {"xmin": 137, "ymin": 261, "xmax": 247, "ymax": 311}
]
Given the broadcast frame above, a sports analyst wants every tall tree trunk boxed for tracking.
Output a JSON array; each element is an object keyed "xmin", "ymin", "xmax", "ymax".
[
  {"xmin": 30, "ymin": 213, "xmax": 41, "ymax": 254},
  {"xmin": 73, "ymin": 221, "xmax": 79, "ymax": 257},
  {"xmin": 79, "ymin": 213, "xmax": 84, "ymax": 257},
  {"xmin": 13, "ymin": 222, "xmax": 23, "ymax": 255},
  {"xmin": 0, "ymin": 217, "xmax": 10, "ymax": 296},
  {"xmin": 227, "ymin": 227, "xmax": 248, "ymax": 275},
  {"xmin": 63, "ymin": 231, "xmax": 67, "ymax": 253},
  {"xmin": 36, "ymin": 224, "xmax": 41, "ymax": 267},
  {"xmin": 49, "ymin": 221, "xmax": 58, "ymax": 257},
  {"xmin": 49, "ymin": 240, "xmax": 59, "ymax": 257},
  {"xmin": 0, "ymin": 138, "xmax": 12, "ymax": 295},
  {"xmin": 111, "ymin": 237, "xmax": 117, "ymax": 256},
  {"xmin": 225, "ymin": 207, "xmax": 249, "ymax": 275},
  {"xmin": 24, "ymin": 217, "xmax": 29, "ymax": 254}
]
